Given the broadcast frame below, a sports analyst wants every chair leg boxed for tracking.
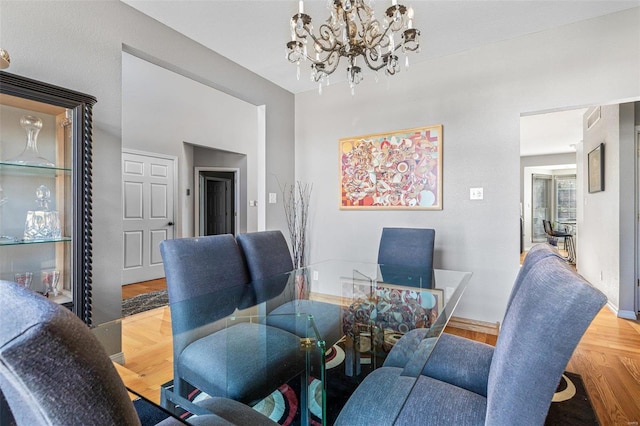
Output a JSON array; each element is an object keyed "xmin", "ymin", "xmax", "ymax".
[{"xmin": 566, "ymin": 235, "xmax": 576, "ymax": 264}]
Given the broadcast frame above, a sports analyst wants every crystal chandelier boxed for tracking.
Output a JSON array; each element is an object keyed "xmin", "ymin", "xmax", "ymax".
[{"xmin": 286, "ymin": 0, "xmax": 420, "ymax": 94}]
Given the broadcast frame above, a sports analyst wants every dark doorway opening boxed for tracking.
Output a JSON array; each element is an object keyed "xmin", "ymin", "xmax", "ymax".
[{"xmin": 198, "ymin": 170, "xmax": 236, "ymax": 235}]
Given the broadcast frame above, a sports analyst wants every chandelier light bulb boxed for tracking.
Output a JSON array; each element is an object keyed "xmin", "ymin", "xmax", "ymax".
[
  {"xmin": 407, "ymin": 6, "xmax": 414, "ymax": 28},
  {"xmin": 285, "ymin": 0, "xmax": 421, "ymax": 93},
  {"xmin": 0, "ymin": 48, "xmax": 10, "ymax": 70}
]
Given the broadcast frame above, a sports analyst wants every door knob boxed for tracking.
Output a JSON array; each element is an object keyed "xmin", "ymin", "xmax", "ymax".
[{"xmin": 168, "ymin": 222, "xmax": 174, "ymax": 226}]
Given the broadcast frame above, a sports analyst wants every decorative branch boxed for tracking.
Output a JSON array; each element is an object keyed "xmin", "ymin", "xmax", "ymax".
[{"xmin": 280, "ymin": 181, "xmax": 312, "ymax": 268}]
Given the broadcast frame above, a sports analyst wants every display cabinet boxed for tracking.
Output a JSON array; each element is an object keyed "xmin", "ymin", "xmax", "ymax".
[{"xmin": 0, "ymin": 71, "xmax": 96, "ymax": 325}]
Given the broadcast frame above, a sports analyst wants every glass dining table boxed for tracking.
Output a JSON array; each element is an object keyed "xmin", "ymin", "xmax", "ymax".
[{"xmin": 100, "ymin": 260, "xmax": 472, "ymax": 425}]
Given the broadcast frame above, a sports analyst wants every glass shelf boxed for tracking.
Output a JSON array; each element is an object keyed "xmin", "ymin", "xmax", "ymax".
[
  {"xmin": 49, "ymin": 289, "xmax": 73, "ymax": 305},
  {"xmin": 0, "ymin": 236, "xmax": 71, "ymax": 246},
  {"xmin": 0, "ymin": 161, "xmax": 71, "ymax": 176}
]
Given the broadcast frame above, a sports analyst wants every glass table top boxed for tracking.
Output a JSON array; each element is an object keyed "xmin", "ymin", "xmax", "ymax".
[{"xmin": 99, "ymin": 260, "xmax": 472, "ymax": 425}]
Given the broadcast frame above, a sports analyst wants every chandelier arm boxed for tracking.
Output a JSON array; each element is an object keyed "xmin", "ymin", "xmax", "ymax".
[
  {"xmin": 310, "ymin": 23, "xmax": 342, "ymax": 53},
  {"xmin": 354, "ymin": 3, "xmax": 372, "ymax": 43},
  {"xmin": 364, "ymin": 22, "xmax": 393, "ymax": 51},
  {"xmin": 361, "ymin": 53, "xmax": 387, "ymax": 72},
  {"xmin": 309, "ymin": 50, "xmax": 342, "ymax": 76}
]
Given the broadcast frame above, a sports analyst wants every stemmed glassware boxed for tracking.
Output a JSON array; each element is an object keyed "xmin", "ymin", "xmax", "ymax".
[
  {"xmin": 42, "ymin": 270, "xmax": 61, "ymax": 297},
  {"xmin": 14, "ymin": 272, "xmax": 33, "ymax": 289}
]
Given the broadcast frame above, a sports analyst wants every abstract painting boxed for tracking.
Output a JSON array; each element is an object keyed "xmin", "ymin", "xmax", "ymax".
[{"xmin": 339, "ymin": 125, "xmax": 443, "ymax": 209}]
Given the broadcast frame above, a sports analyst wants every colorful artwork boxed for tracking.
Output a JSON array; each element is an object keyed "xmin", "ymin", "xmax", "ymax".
[
  {"xmin": 339, "ymin": 125, "xmax": 443, "ymax": 209},
  {"xmin": 342, "ymin": 285, "xmax": 444, "ymax": 353}
]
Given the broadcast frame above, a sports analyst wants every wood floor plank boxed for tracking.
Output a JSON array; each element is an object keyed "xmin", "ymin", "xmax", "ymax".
[{"xmin": 122, "ymin": 278, "xmax": 168, "ymax": 299}]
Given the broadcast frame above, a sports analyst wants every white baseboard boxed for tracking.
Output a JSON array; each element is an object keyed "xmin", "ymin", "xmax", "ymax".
[
  {"xmin": 618, "ymin": 309, "xmax": 638, "ymax": 320},
  {"xmin": 110, "ymin": 352, "xmax": 125, "ymax": 365},
  {"xmin": 448, "ymin": 316, "xmax": 501, "ymax": 336},
  {"xmin": 606, "ymin": 302, "xmax": 638, "ymax": 320}
]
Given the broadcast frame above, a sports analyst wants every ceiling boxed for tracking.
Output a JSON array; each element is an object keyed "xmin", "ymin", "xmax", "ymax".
[
  {"xmin": 121, "ymin": 0, "xmax": 638, "ymax": 156},
  {"xmin": 520, "ymin": 108, "xmax": 588, "ymax": 157}
]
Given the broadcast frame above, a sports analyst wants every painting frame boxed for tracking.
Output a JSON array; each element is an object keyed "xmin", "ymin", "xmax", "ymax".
[
  {"xmin": 424, "ymin": 288, "xmax": 445, "ymax": 317},
  {"xmin": 339, "ymin": 125, "xmax": 443, "ymax": 210},
  {"xmin": 588, "ymin": 143, "xmax": 605, "ymax": 193}
]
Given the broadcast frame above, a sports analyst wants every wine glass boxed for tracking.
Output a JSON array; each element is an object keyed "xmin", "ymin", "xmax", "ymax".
[
  {"xmin": 42, "ymin": 270, "xmax": 61, "ymax": 297},
  {"xmin": 14, "ymin": 272, "xmax": 33, "ymax": 289}
]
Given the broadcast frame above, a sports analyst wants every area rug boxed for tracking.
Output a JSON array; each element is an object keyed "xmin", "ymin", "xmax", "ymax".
[
  {"xmin": 545, "ymin": 372, "xmax": 599, "ymax": 425},
  {"xmin": 174, "ymin": 344, "xmax": 598, "ymax": 425},
  {"xmin": 122, "ymin": 290, "xmax": 168, "ymax": 316},
  {"xmin": 139, "ymin": 328, "xmax": 598, "ymax": 425}
]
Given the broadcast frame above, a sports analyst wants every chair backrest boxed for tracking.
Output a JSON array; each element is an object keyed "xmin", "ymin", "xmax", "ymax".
[
  {"xmin": 377, "ymin": 227, "xmax": 435, "ymax": 288},
  {"xmin": 160, "ymin": 235, "xmax": 251, "ymax": 358},
  {"xmin": 486, "ymin": 256, "xmax": 606, "ymax": 425},
  {"xmin": 0, "ymin": 281, "xmax": 141, "ymax": 426},
  {"xmin": 542, "ymin": 219, "xmax": 553, "ymax": 235},
  {"xmin": 505, "ymin": 243, "xmax": 562, "ymax": 315},
  {"xmin": 236, "ymin": 230, "xmax": 293, "ymax": 280}
]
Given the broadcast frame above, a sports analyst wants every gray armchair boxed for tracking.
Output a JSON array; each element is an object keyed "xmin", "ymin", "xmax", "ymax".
[
  {"xmin": 160, "ymin": 235, "xmax": 304, "ymax": 406},
  {"xmin": 335, "ymin": 252, "xmax": 606, "ymax": 425},
  {"xmin": 377, "ymin": 227, "xmax": 436, "ymax": 288},
  {"xmin": 0, "ymin": 280, "xmax": 277, "ymax": 426},
  {"xmin": 236, "ymin": 230, "xmax": 342, "ymax": 347}
]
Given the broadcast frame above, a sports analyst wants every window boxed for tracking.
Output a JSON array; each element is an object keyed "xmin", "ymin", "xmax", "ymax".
[{"xmin": 555, "ymin": 175, "xmax": 576, "ymax": 223}]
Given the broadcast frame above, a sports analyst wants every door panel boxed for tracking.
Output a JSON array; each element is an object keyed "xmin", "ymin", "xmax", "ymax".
[
  {"xmin": 150, "ymin": 183, "xmax": 167, "ymax": 218},
  {"xmin": 123, "ymin": 182, "xmax": 143, "ymax": 218},
  {"xmin": 122, "ymin": 152, "xmax": 175, "ymax": 285},
  {"xmin": 123, "ymin": 231, "xmax": 143, "ymax": 268},
  {"xmin": 207, "ymin": 179, "xmax": 228, "ymax": 235},
  {"xmin": 150, "ymin": 229, "xmax": 167, "ymax": 265}
]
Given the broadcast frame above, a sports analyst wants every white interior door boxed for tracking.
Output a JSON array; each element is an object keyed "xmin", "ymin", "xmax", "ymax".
[{"xmin": 122, "ymin": 151, "xmax": 175, "ymax": 285}]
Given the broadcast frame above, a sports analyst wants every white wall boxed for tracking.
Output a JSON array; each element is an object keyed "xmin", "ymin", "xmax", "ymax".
[
  {"xmin": 122, "ymin": 52, "xmax": 261, "ymax": 237},
  {"xmin": 580, "ymin": 105, "xmax": 620, "ymax": 308},
  {"xmin": 579, "ymin": 102, "xmax": 638, "ymax": 316},
  {"xmin": 295, "ymin": 8, "xmax": 640, "ymax": 323},
  {"xmin": 0, "ymin": 1, "xmax": 295, "ymax": 325}
]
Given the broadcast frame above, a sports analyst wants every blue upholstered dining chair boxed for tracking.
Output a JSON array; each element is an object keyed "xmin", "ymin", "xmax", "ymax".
[
  {"xmin": 377, "ymin": 227, "xmax": 436, "ymax": 288},
  {"xmin": 0, "ymin": 280, "xmax": 277, "ymax": 426},
  {"xmin": 383, "ymin": 243, "xmax": 564, "ymax": 391},
  {"xmin": 335, "ymin": 251, "xmax": 607, "ymax": 425},
  {"xmin": 236, "ymin": 230, "xmax": 342, "ymax": 347},
  {"xmin": 160, "ymin": 235, "xmax": 304, "ymax": 407}
]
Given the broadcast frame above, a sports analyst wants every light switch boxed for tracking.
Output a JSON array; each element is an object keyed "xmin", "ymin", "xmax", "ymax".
[
  {"xmin": 268, "ymin": 193, "xmax": 277, "ymax": 204},
  {"xmin": 470, "ymin": 187, "xmax": 484, "ymax": 200}
]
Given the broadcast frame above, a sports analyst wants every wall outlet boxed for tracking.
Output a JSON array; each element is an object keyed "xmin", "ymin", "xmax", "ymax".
[
  {"xmin": 470, "ymin": 187, "xmax": 484, "ymax": 200},
  {"xmin": 268, "ymin": 193, "xmax": 277, "ymax": 204}
]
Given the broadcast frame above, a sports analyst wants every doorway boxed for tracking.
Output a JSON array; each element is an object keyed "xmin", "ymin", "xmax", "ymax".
[{"xmin": 194, "ymin": 167, "xmax": 239, "ymax": 236}]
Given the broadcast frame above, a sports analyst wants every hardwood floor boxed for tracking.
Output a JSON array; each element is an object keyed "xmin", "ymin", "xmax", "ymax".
[
  {"xmin": 122, "ymin": 278, "xmax": 167, "ymax": 299},
  {"xmin": 117, "ymin": 280, "xmax": 640, "ymax": 424}
]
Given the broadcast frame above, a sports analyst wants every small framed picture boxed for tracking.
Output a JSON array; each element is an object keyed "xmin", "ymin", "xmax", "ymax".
[{"xmin": 588, "ymin": 143, "xmax": 604, "ymax": 193}]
